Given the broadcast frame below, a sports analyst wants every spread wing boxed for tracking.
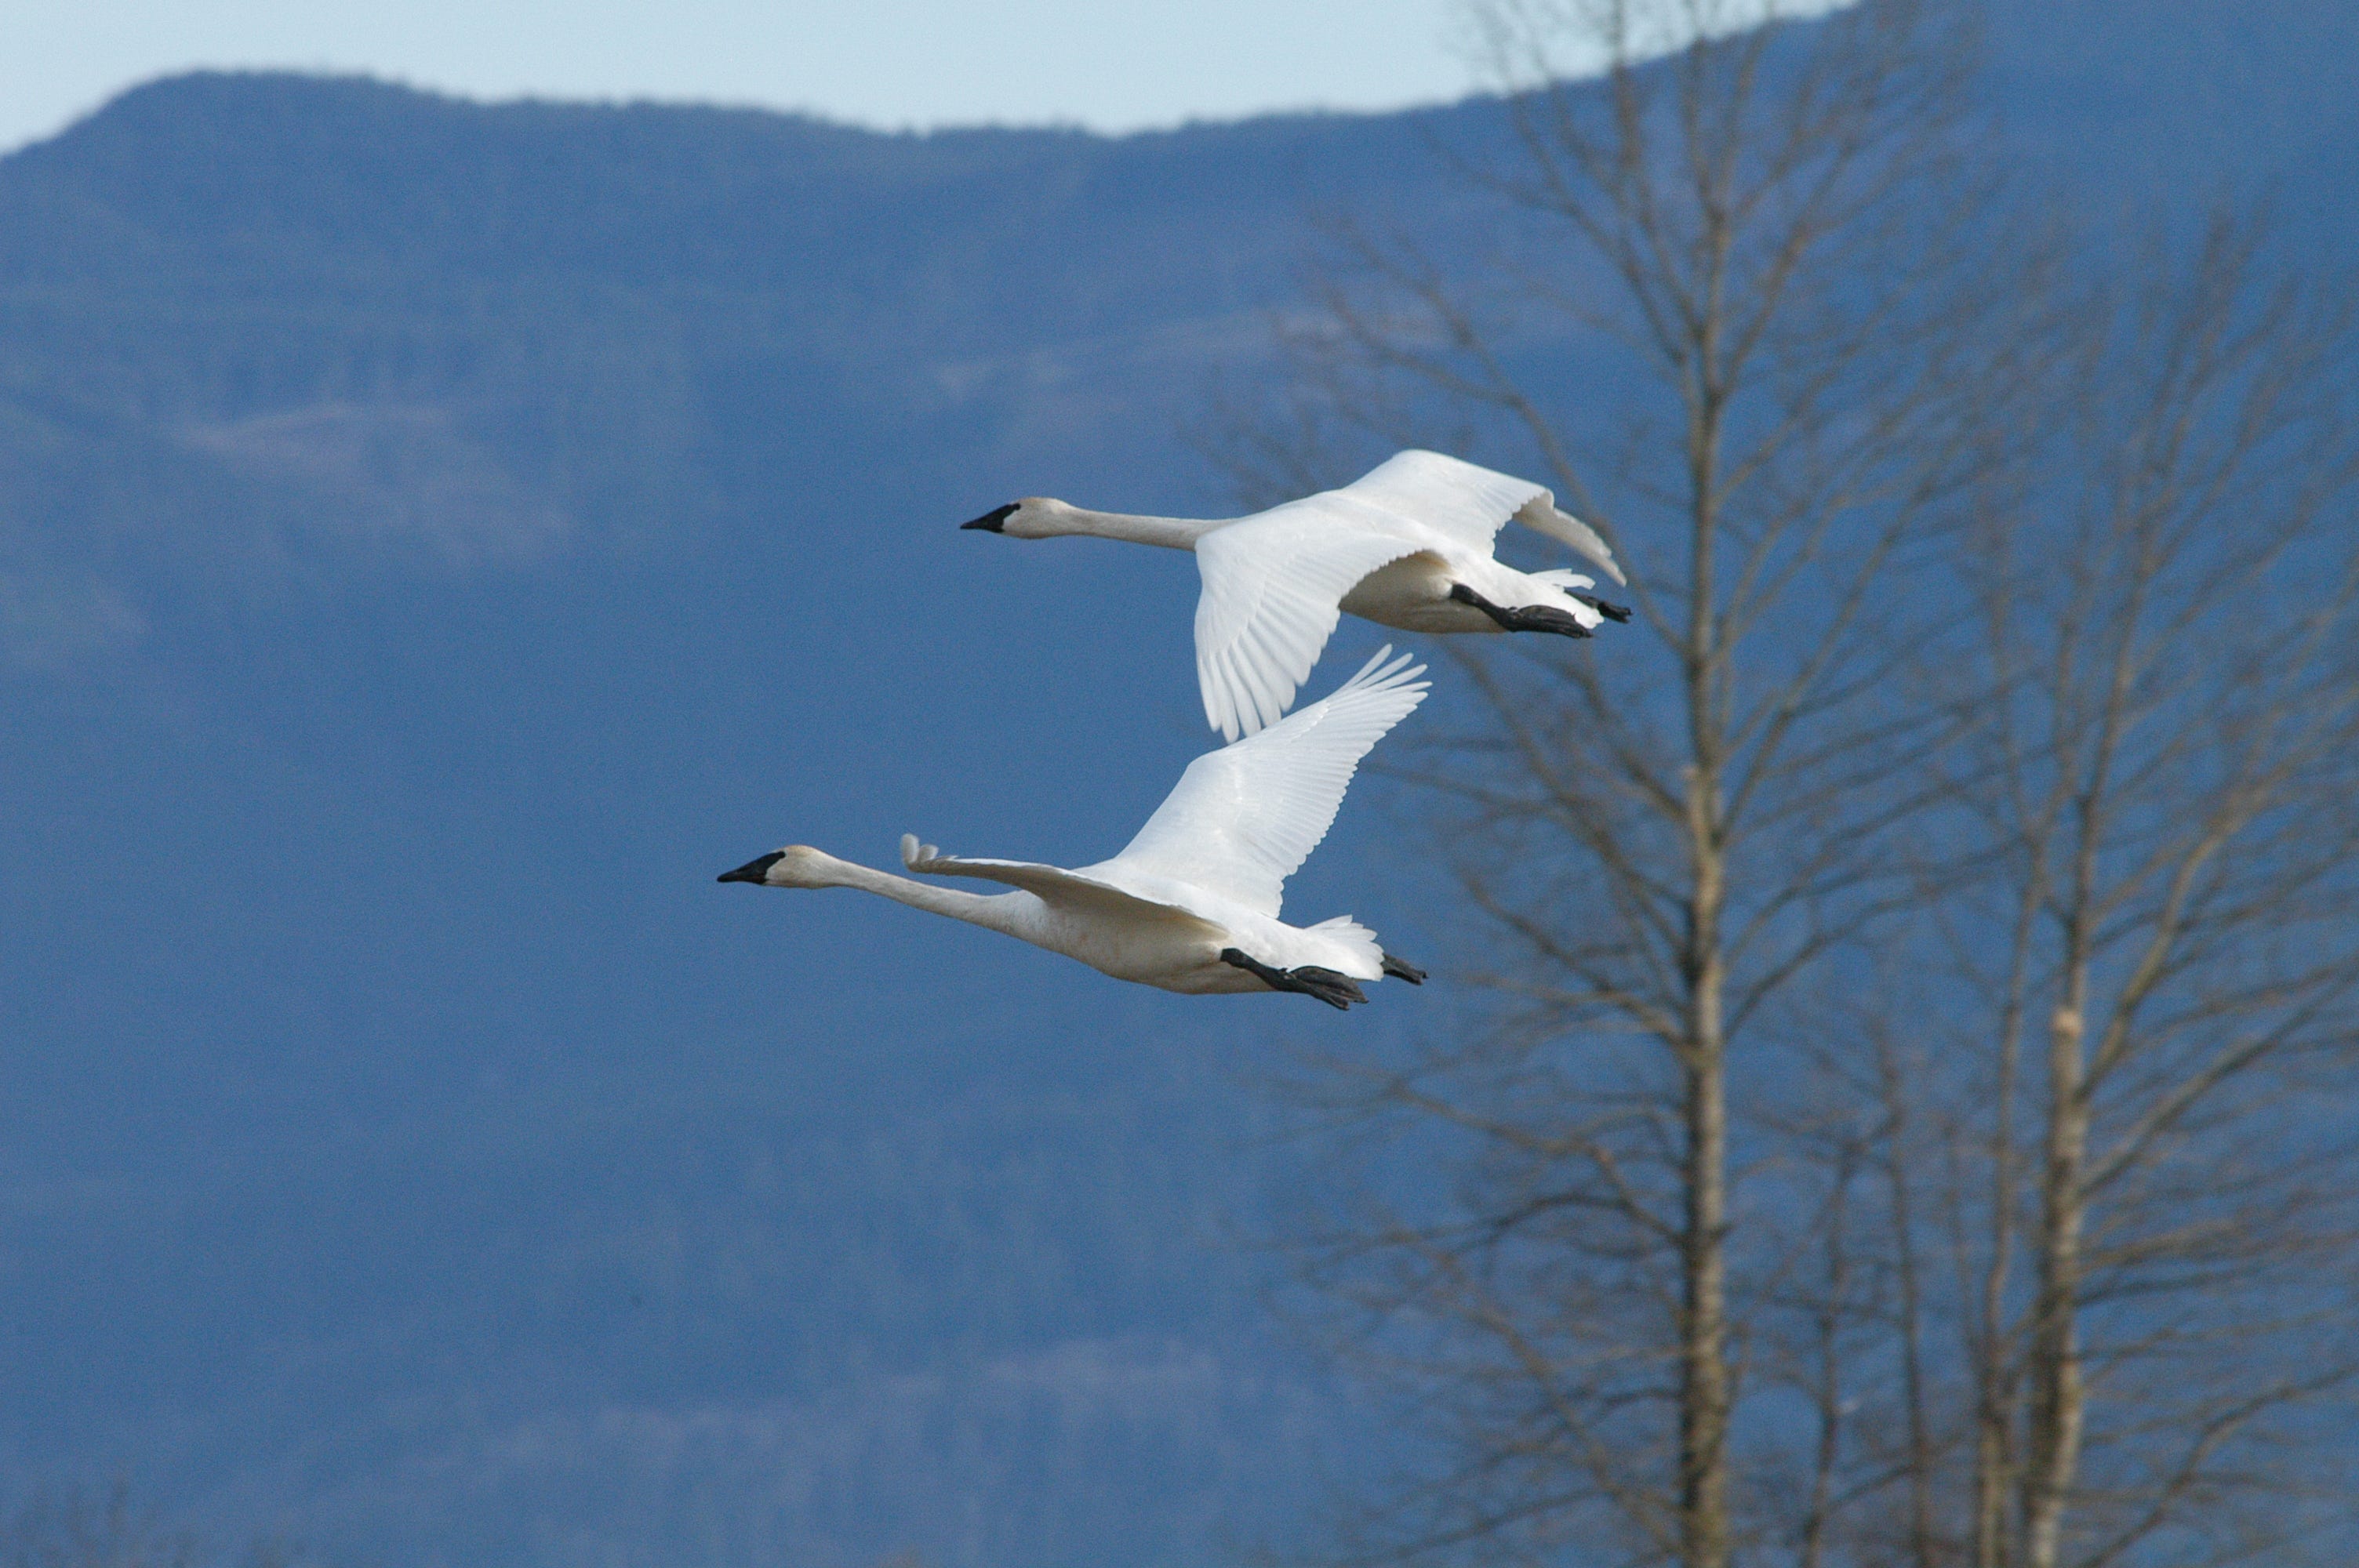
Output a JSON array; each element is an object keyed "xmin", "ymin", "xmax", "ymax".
[
  {"xmin": 1192, "ymin": 451, "xmax": 1623, "ymax": 743},
  {"xmin": 1102, "ymin": 647, "xmax": 1428, "ymax": 919},
  {"xmin": 1337, "ymin": 449, "xmax": 1626, "ymax": 586},
  {"xmin": 899, "ymin": 836, "xmax": 1225, "ymax": 936},
  {"xmin": 1194, "ymin": 505, "xmax": 1424, "ymax": 742}
]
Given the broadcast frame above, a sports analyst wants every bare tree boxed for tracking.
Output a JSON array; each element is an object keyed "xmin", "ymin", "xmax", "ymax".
[
  {"xmin": 1214, "ymin": 5, "xmax": 2359, "ymax": 1568},
  {"xmin": 1220, "ymin": 3, "xmax": 2003, "ymax": 1566},
  {"xmin": 1918, "ymin": 211, "xmax": 2359, "ymax": 1568}
]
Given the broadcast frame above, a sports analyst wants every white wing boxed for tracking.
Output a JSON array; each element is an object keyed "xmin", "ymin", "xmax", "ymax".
[
  {"xmin": 1103, "ymin": 647, "xmax": 1428, "ymax": 918},
  {"xmin": 1194, "ymin": 451, "xmax": 1623, "ymax": 742},
  {"xmin": 900, "ymin": 836, "xmax": 1226, "ymax": 937},
  {"xmin": 1339, "ymin": 449, "xmax": 1626, "ymax": 586},
  {"xmin": 1194, "ymin": 506, "xmax": 1423, "ymax": 742}
]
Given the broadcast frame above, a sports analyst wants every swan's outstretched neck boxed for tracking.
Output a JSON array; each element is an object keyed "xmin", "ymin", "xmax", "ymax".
[
  {"xmin": 808, "ymin": 852, "xmax": 1029, "ymax": 933},
  {"xmin": 1049, "ymin": 505, "xmax": 1223, "ymax": 551}
]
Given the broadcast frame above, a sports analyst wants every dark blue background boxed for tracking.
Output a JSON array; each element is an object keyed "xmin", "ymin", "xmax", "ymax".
[{"xmin": 2, "ymin": 2, "xmax": 2352, "ymax": 1562}]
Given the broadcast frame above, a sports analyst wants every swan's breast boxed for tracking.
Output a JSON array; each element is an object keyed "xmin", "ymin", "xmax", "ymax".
[{"xmin": 1026, "ymin": 905, "xmax": 1244, "ymax": 993}]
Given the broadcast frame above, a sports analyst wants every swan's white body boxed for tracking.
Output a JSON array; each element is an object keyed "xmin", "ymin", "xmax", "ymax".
[
  {"xmin": 968, "ymin": 449, "xmax": 1625, "ymax": 741},
  {"xmin": 722, "ymin": 649, "xmax": 1430, "ymax": 1004}
]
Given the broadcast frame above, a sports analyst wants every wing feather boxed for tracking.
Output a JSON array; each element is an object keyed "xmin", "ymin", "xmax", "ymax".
[
  {"xmin": 1194, "ymin": 509, "xmax": 1423, "ymax": 741},
  {"xmin": 1191, "ymin": 451, "xmax": 1626, "ymax": 741},
  {"xmin": 1340, "ymin": 448, "xmax": 1627, "ymax": 586},
  {"xmin": 898, "ymin": 836, "xmax": 1224, "ymax": 935},
  {"xmin": 1104, "ymin": 648, "xmax": 1429, "ymax": 917}
]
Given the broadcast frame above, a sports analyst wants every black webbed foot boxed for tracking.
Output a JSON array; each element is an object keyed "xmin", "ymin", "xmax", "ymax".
[
  {"xmin": 1380, "ymin": 952, "xmax": 1427, "ymax": 985},
  {"xmin": 1220, "ymin": 947, "xmax": 1369, "ymax": 1010},
  {"xmin": 1447, "ymin": 582, "xmax": 1517, "ymax": 628},
  {"xmin": 1508, "ymin": 603, "xmax": 1595, "ymax": 638},
  {"xmin": 1570, "ymin": 591, "xmax": 1632, "ymax": 622},
  {"xmin": 1448, "ymin": 583, "xmax": 1593, "ymax": 640}
]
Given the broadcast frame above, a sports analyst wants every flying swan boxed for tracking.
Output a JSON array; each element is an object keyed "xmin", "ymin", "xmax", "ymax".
[
  {"xmin": 963, "ymin": 449, "xmax": 1628, "ymax": 742},
  {"xmin": 718, "ymin": 648, "xmax": 1431, "ymax": 1008}
]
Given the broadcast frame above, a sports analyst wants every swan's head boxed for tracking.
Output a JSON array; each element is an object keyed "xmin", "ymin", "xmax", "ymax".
[
  {"xmin": 716, "ymin": 845, "xmax": 838, "ymax": 889},
  {"xmin": 958, "ymin": 497, "xmax": 1080, "ymax": 539}
]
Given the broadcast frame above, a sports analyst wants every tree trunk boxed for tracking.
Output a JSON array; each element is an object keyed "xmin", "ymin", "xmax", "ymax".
[
  {"xmin": 1974, "ymin": 887, "xmax": 2041, "ymax": 1568},
  {"xmin": 1679, "ymin": 361, "xmax": 1732, "ymax": 1566},
  {"xmin": 2023, "ymin": 998, "xmax": 2091, "ymax": 1568},
  {"xmin": 1681, "ymin": 835, "xmax": 1732, "ymax": 1568}
]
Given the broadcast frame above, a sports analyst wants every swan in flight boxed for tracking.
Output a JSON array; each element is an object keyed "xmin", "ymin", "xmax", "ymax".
[
  {"xmin": 718, "ymin": 648, "xmax": 1431, "ymax": 1009},
  {"xmin": 963, "ymin": 449, "xmax": 1629, "ymax": 742}
]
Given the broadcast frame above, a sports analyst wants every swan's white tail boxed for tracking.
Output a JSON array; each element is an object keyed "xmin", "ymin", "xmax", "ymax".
[
  {"xmin": 1530, "ymin": 567, "xmax": 1598, "ymax": 593},
  {"xmin": 1306, "ymin": 913, "xmax": 1383, "ymax": 971}
]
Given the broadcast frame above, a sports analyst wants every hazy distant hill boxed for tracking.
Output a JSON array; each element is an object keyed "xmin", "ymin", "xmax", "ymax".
[{"xmin": 2, "ymin": 4, "xmax": 2350, "ymax": 1565}]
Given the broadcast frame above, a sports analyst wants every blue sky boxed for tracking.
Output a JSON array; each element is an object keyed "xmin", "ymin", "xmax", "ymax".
[
  {"xmin": 5, "ymin": 0, "xmax": 1856, "ymax": 155},
  {"xmin": 7, "ymin": 0, "xmax": 1478, "ymax": 153}
]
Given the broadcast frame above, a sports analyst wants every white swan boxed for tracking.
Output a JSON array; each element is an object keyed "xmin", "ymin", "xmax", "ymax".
[
  {"xmin": 718, "ymin": 648, "xmax": 1431, "ymax": 1008},
  {"xmin": 963, "ymin": 449, "xmax": 1628, "ymax": 741}
]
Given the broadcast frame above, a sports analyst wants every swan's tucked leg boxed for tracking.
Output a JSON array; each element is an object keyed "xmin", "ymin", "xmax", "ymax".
[
  {"xmin": 1219, "ymin": 948, "xmax": 1369, "ymax": 1010},
  {"xmin": 1570, "ymin": 591, "xmax": 1633, "ymax": 622},
  {"xmin": 1447, "ymin": 583, "xmax": 1593, "ymax": 640},
  {"xmin": 1379, "ymin": 952, "xmax": 1427, "ymax": 985}
]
